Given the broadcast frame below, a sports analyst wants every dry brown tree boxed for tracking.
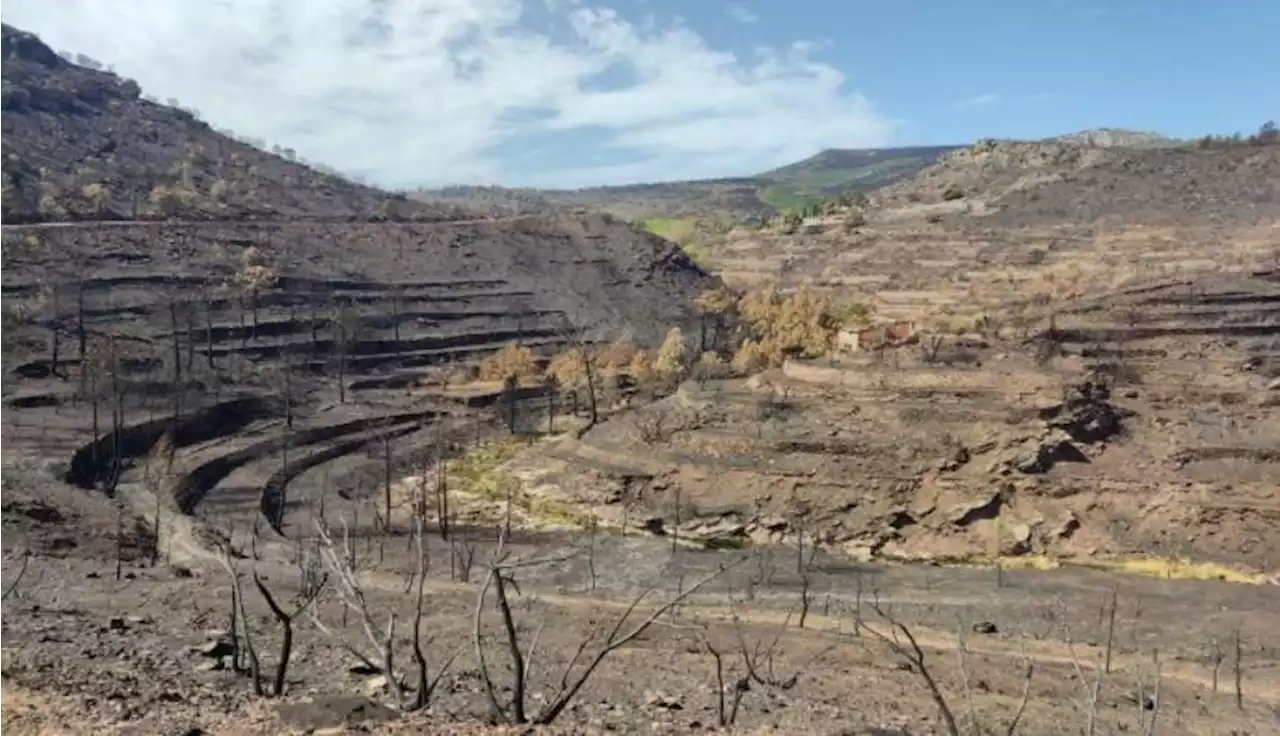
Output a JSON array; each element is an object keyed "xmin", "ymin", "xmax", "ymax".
[
  {"xmin": 654, "ymin": 326, "xmax": 689, "ymax": 386},
  {"xmin": 547, "ymin": 346, "xmax": 594, "ymax": 423},
  {"xmin": 480, "ymin": 343, "xmax": 538, "ymax": 383},
  {"xmin": 233, "ymin": 246, "xmax": 278, "ymax": 340}
]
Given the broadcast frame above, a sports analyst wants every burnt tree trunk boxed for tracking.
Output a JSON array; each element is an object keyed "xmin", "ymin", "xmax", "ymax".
[{"xmin": 48, "ymin": 283, "xmax": 61, "ymax": 378}]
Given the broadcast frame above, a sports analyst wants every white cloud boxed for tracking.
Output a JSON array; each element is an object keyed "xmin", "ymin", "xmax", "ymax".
[
  {"xmin": 0, "ymin": 0, "xmax": 895, "ymax": 188},
  {"xmin": 726, "ymin": 3, "xmax": 759, "ymax": 24},
  {"xmin": 954, "ymin": 92, "xmax": 1000, "ymax": 109}
]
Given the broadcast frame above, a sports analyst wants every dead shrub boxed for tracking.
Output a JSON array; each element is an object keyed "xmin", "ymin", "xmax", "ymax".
[
  {"xmin": 691, "ymin": 351, "xmax": 731, "ymax": 384},
  {"xmin": 633, "ymin": 406, "xmax": 674, "ymax": 444},
  {"xmin": 596, "ymin": 339, "xmax": 638, "ymax": 371},
  {"xmin": 732, "ymin": 339, "xmax": 770, "ymax": 375},
  {"xmin": 655, "ymin": 327, "xmax": 689, "ymax": 378},
  {"xmin": 480, "ymin": 343, "xmax": 537, "ymax": 382}
]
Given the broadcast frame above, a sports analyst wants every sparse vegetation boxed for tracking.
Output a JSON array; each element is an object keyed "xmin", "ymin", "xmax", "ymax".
[
  {"xmin": 3, "ymin": 22, "xmax": 1279, "ymax": 736},
  {"xmin": 479, "ymin": 343, "xmax": 538, "ymax": 382}
]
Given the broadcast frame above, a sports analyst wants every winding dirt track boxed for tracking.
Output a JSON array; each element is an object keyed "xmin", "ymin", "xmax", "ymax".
[{"xmin": 350, "ymin": 565, "xmax": 1280, "ymax": 707}]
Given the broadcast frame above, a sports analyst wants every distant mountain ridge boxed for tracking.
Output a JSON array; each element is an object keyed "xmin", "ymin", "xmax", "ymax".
[
  {"xmin": 415, "ymin": 145, "xmax": 965, "ymax": 222},
  {"xmin": 414, "ymin": 131, "xmax": 1193, "ymax": 223}
]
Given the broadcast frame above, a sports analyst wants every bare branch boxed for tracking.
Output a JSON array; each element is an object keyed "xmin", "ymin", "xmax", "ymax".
[
  {"xmin": 1142, "ymin": 650, "xmax": 1163, "ymax": 736},
  {"xmin": 216, "ymin": 545, "xmax": 261, "ymax": 695},
  {"xmin": 315, "ymin": 519, "xmax": 405, "ymax": 707},
  {"xmin": 252, "ymin": 567, "xmax": 326, "ymax": 696},
  {"xmin": 1062, "ymin": 615, "xmax": 1105, "ymax": 736},
  {"xmin": 864, "ymin": 602, "xmax": 960, "ymax": 736},
  {"xmin": 2, "ymin": 552, "xmax": 32, "ymax": 600},
  {"xmin": 533, "ymin": 558, "xmax": 744, "ymax": 724},
  {"xmin": 1006, "ymin": 634, "xmax": 1035, "ymax": 736}
]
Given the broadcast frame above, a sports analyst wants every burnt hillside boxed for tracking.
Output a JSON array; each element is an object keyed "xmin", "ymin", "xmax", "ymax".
[
  {"xmin": 0, "ymin": 25, "xmax": 715, "ymax": 551},
  {"xmin": 0, "ymin": 24, "xmax": 714, "ymax": 348},
  {"xmin": 871, "ymin": 133, "xmax": 1280, "ymax": 229},
  {"xmin": 0, "ymin": 23, "xmax": 469, "ymax": 223}
]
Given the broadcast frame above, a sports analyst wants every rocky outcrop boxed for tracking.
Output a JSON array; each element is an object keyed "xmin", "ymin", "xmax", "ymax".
[
  {"xmin": 1038, "ymin": 380, "xmax": 1129, "ymax": 444},
  {"xmin": 1014, "ymin": 431, "xmax": 1090, "ymax": 474}
]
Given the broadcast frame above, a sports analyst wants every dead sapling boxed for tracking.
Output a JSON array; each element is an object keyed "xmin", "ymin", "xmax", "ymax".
[
  {"xmin": 1133, "ymin": 648, "xmax": 1163, "ymax": 736},
  {"xmin": 217, "ymin": 544, "xmax": 263, "ymax": 695},
  {"xmin": 1005, "ymin": 633, "xmax": 1036, "ymax": 736},
  {"xmin": 793, "ymin": 519, "xmax": 820, "ymax": 629},
  {"xmin": 251, "ymin": 563, "xmax": 328, "ymax": 696},
  {"xmin": 633, "ymin": 405, "xmax": 673, "ymax": 445},
  {"xmin": 864, "ymin": 602, "xmax": 961, "ymax": 736},
  {"xmin": 953, "ymin": 615, "xmax": 981, "ymax": 735},
  {"xmin": 434, "ymin": 416, "xmax": 451, "ymax": 541},
  {"xmin": 580, "ymin": 512, "xmax": 600, "ymax": 593},
  {"xmin": 405, "ymin": 516, "xmax": 462, "ymax": 710},
  {"xmin": 473, "ymin": 538, "xmax": 742, "ymax": 725},
  {"xmin": 702, "ymin": 632, "xmax": 750, "ymax": 728},
  {"xmin": 2, "ymin": 551, "xmax": 32, "ymax": 601},
  {"xmin": 920, "ymin": 333, "xmax": 944, "ymax": 364},
  {"xmin": 312, "ymin": 519, "xmax": 406, "ymax": 707},
  {"xmin": 451, "ymin": 533, "xmax": 478, "ymax": 583},
  {"xmin": 1062, "ymin": 612, "xmax": 1107, "ymax": 736},
  {"xmin": 1233, "ymin": 624, "xmax": 1244, "ymax": 710},
  {"xmin": 1209, "ymin": 636, "xmax": 1223, "ymax": 696},
  {"xmin": 729, "ymin": 600, "xmax": 826, "ymax": 692},
  {"xmin": 1103, "ymin": 587, "xmax": 1119, "ymax": 674}
]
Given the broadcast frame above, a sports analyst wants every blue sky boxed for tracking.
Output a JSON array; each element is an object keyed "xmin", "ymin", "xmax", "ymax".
[
  {"xmin": 3, "ymin": 0, "xmax": 1277, "ymax": 188},
  {"xmin": 719, "ymin": 0, "xmax": 1280, "ymax": 145}
]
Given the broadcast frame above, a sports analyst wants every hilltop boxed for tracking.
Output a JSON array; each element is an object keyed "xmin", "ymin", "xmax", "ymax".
[{"xmin": 1, "ymin": 23, "xmax": 467, "ymax": 223}]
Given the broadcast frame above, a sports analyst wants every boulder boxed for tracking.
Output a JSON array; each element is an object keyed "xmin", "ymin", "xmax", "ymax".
[
  {"xmin": 1004, "ymin": 523, "xmax": 1034, "ymax": 555},
  {"xmin": 193, "ymin": 638, "xmax": 234, "ymax": 659},
  {"xmin": 949, "ymin": 489, "xmax": 1006, "ymax": 527},
  {"xmin": 1050, "ymin": 511, "xmax": 1081, "ymax": 540},
  {"xmin": 1015, "ymin": 433, "xmax": 1089, "ymax": 474}
]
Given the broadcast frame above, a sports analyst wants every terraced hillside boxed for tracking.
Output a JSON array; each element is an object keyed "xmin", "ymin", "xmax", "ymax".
[
  {"xmin": 708, "ymin": 138, "xmax": 1280, "ymax": 317},
  {"xmin": 1, "ymin": 213, "xmax": 715, "ymax": 545},
  {"xmin": 0, "ymin": 24, "xmax": 713, "ymax": 561},
  {"xmin": 481, "ymin": 134, "xmax": 1280, "ymax": 580},
  {"xmin": 500, "ymin": 269, "xmax": 1280, "ymax": 576}
]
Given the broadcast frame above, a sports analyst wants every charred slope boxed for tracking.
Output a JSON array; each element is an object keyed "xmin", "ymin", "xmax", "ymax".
[
  {"xmin": 2, "ymin": 214, "xmax": 713, "ymax": 356},
  {"xmin": 872, "ymin": 132, "xmax": 1280, "ymax": 227},
  {"xmin": 0, "ymin": 24, "xmax": 470, "ymax": 223},
  {"xmin": 984, "ymin": 143, "xmax": 1280, "ymax": 228}
]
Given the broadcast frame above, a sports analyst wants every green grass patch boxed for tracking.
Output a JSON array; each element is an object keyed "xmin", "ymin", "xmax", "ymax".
[
  {"xmin": 636, "ymin": 216, "xmax": 722, "ymax": 268},
  {"xmin": 446, "ymin": 437, "xmax": 589, "ymax": 528},
  {"xmin": 636, "ymin": 216, "xmax": 694, "ymax": 241},
  {"xmin": 759, "ymin": 186, "xmax": 823, "ymax": 213},
  {"xmin": 760, "ymin": 156, "xmax": 937, "ymax": 212},
  {"xmin": 918, "ymin": 552, "xmax": 1273, "ymax": 584}
]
